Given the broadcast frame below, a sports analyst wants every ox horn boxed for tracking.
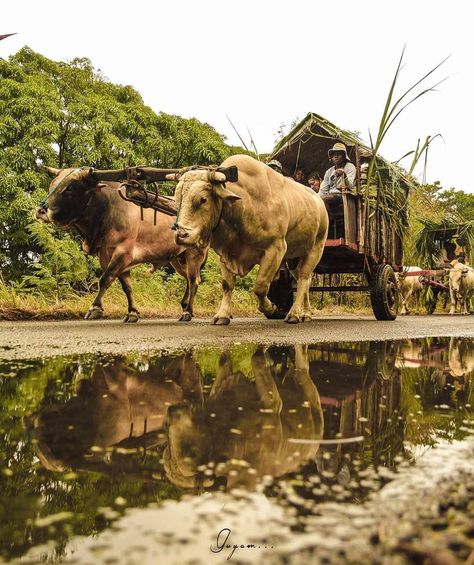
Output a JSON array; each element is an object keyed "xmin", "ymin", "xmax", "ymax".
[
  {"xmin": 208, "ymin": 170, "xmax": 227, "ymax": 184},
  {"xmin": 166, "ymin": 173, "xmax": 181, "ymax": 181},
  {"xmin": 44, "ymin": 166, "xmax": 62, "ymax": 177},
  {"xmin": 72, "ymin": 166, "xmax": 94, "ymax": 180}
]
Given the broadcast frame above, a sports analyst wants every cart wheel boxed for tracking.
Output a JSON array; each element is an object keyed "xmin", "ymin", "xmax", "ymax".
[
  {"xmin": 364, "ymin": 340, "xmax": 396, "ymax": 380},
  {"xmin": 266, "ymin": 266, "xmax": 294, "ymax": 319},
  {"xmin": 369, "ymin": 264, "xmax": 399, "ymax": 321}
]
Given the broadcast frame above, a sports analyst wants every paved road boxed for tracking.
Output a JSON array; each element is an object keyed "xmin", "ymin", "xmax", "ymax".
[{"xmin": 0, "ymin": 314, "xmax": 473, "ymax": 360}]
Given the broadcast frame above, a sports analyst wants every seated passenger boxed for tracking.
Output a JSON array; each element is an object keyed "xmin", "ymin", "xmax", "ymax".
[
  {"xmin": 320, "ymin": 143, "xmax": 356, "ymax": 238},
  {"xmin": 308, "ymin": 171, "xmax": 322, "ymax": 193},
  {"xmin": 293, "ymin": 168, "xmax": 306, "ymax": 185},
  {"xmin": 320, "ymin": 143, "xmax": 356, "ymax": 197},
  {"xmin": 267, "ymin": 159, "xmax": 283, "ymax": 173}
]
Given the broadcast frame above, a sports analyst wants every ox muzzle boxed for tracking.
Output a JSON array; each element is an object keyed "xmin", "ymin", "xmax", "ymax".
[{"xmin": 35, "ymin": 202, "xmax": 50, "ymax": 222}]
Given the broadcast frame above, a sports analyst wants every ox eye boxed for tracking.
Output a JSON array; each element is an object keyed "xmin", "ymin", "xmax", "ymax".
[{"xmin": 200, "ymin": 196, "xmax": 207, "ymax": 204}]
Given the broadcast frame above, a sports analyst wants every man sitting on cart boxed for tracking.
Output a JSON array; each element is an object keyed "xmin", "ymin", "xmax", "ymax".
[
  {"xmin": 320, "ymin": 142, "xmax": 356, "ymax": 237},
  {"xmin": 320, "ymin": 142, "xmax": 356, "ymax": 196}
]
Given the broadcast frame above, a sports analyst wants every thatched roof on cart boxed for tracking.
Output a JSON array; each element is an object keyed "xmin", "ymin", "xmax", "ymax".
[
  {"xmin": 270, "ymin": 112, "xmax": 413, "ymax": 189},
  {"xmin": 415, "ymin": 218, "xmax": 474, "ymax": 267}
]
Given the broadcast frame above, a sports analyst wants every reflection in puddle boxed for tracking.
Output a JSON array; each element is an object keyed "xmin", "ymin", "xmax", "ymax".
[{"xmin": 0, "ymin": 338, "xmax": 472, "ymax": 560}]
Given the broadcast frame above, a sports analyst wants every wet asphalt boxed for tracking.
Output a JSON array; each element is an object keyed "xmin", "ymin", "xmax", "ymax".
[{"xmin": 0, "ymin": 314, "xmax": 473, "ymax": 360}]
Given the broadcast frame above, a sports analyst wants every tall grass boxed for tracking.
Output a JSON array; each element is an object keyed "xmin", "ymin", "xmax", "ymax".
[{"xmin": 364, "ymin": 47, "xmax": 449, "ymax": 250}]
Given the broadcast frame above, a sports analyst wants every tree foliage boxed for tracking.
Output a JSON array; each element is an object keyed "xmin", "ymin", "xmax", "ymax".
[{"xmin": 0, "ymin": 47, "xmax": 236, "ymax": 286}]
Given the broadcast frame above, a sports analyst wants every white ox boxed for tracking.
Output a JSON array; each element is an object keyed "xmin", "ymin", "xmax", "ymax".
[
  {"xmin": 170, "ymin": 155, "xmax": 329, "ymax": 324},
  {"xmin": 396, "ymin": 266, "xmax": 424, "ymax": 315},
  {"xmin": 448, "ymin": 263, "xmax": 474, "ymax": 315}
]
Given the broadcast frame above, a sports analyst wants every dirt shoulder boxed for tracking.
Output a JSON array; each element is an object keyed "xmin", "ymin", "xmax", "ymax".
[{"xmin": 0, "ymin": 315, "xmax": 473, "ymax": 360}]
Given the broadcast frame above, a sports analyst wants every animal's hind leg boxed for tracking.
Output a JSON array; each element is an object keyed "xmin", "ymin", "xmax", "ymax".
[
  {"xmin": 289, "ymin": 264, "xmax": 312, "ymax": 322},
  {"xmin": 285, "ymin": 241, "xmax": 324, "ymax": 324},
  {"xmin": 119, "ymin": 271, "xmax": 139, "ymax": 323}
]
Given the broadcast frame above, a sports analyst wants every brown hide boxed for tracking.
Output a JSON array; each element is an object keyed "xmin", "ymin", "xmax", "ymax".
[
  {"xmin": 27, "ymin": 354, "xmax": 203, "ymax": 472},
  {"xmin": 36, "ymin": 168, "xmax": 207, "ymax": 321}
]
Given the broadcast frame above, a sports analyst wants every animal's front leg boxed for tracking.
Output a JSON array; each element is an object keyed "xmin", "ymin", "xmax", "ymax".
[
  {"xmin": 449, "ymin": 288, "xmax": 457, "ymax": 315},
  {"xmin": 182, "ymin": 247, "xmax": 206, "ymax": 321},
  {"xmin": 213, "ymin": 262, "xmax": 236, "ymax": 325},
  {"xmin": 254, "ymin": 241, "xmax": 287, "ymax": 316},
  {"xmin": 85, "ymin": 250, "xmax": 131, "ymax": 321},
  {"xmin": 170, "ymin": 257, "xmax": 193, "ymax": 322}
]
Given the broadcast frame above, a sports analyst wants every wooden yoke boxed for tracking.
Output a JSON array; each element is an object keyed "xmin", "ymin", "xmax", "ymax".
[{"xmin": 92, "ymin": 164, "xmax": 239, "ymax": 218}]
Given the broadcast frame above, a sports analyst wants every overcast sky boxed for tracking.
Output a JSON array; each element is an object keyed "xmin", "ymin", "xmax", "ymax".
[{"xmin": 2, "ymin": 0, "xmax": 474, "ymax": 195}]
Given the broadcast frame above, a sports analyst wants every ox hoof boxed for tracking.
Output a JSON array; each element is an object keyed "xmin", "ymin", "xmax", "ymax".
[
  {"xmin": 284, "ymin": 314, "xmax": 300, "ymax": 324},
  {"xmin": 85, "ymin": 306, "xmax": 104, "ymax": 320},
  {"xmin": 302, "ymin": 314, "xmax": 312, "ymax": 323},
  {"xmin": 213, "ymin": 317, "xmax": 231, "ymax": 326},
  {"xmin": 123, "ymin": 311, "xmax": 139, "ymax": 323},
  {"xmin": 179, "ymin": 312, "xmax": 192, "ymax": 322}
]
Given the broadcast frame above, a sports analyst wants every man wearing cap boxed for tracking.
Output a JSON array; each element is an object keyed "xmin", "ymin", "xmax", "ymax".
[
  {"xmin": 320, "ymin": 143, "xmax": 356, "ymax": 238},
  {"xmin": 320, "ymin": 143, "xmax": 356, "ymax": 195},
  {"xmin": 267, "ymin": 159, "xmax": 283, "ymax": 174}
]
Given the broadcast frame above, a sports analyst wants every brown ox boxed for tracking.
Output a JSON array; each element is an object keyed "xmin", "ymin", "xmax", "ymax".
[
  {"xmin": 169, "ymin": 155, "xmax": 328, "ymax": 324},
  {"xmin": 448, "ymin": 263, "xmax": 474, "ymax": 315},
  {"xmin": 163, "ymin": 344, "xmax": 323, "ymax": 489},
  {"xmin": 36, "ymin": 167, "xmax": 207, "ymax": 322}
]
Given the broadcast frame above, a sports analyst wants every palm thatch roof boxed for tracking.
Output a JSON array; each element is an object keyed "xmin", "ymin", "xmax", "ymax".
[
  {"xmin": 270, "ymin": 112, "xmax": 413, "ymax": 190},
  {"xmin": 414, "ymin": 218, "xmax": 474, "ymax": 267}
]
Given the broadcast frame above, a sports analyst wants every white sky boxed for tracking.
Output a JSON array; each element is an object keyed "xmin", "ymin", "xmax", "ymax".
[{"xmin": 2, "ymin": 0, "xmax": 474, "ymax": 195}]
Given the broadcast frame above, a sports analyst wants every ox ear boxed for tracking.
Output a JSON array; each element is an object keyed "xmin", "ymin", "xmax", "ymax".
[
  {"xmin": 213, "ymin": 183, "xmax": 241, "ymax": 203},
  {"xmin": 45, "ymin": 166, "xmax": 61, "ymax": 178}
]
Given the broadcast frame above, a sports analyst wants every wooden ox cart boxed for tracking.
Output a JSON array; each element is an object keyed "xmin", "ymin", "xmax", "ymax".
[
  {"xmin": 89, "ymin": 113, "xmax": 417, "ymax": 321},
  {"xmin": 265, "ymin": 112, "xmax": 414, "ymax": 321}
]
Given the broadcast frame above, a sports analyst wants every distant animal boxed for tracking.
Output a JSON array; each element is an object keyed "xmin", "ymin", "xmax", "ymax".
[
  {"xmin": 36, "ymin": 167, "xmax": 207, "ymax": 322},
  {"xmin": 169, "ymin": 154, "xmax": 328, "ymax": 324},
  {"xmin": 448, "ymin": 263, "xmax": 474, "ymax": 315},
  {"xmin": 396, "ymin": 266, "xmax": 424, "ymax": 315}
]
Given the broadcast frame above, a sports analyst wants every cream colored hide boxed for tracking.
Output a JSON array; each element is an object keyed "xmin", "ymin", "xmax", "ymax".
[
  {"xmin": 172, "ymin": 155, "xmax": 329, "ymax": 324},
  {"xmin": 396, "ymin": 266, "xmax": 424, "ymax": 315},
  {"xmin": 448, "ymin": 263, "xmax": 474, "ymax": 315}
]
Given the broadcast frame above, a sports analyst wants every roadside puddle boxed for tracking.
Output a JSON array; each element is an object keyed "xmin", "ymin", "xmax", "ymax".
[{"xmin": 0, "ymin": 337, "xmax": 472, "ymax": 561}]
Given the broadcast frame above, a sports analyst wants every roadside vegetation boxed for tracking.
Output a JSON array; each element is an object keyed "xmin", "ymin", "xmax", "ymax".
[{"xmin": 0, "ymin": 48, "xmax": 472, "ymax": 320}]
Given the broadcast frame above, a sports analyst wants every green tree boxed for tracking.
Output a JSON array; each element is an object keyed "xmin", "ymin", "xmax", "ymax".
[{"xmin": 0, "ymin": 47, "xmax": 237, "ymax": 288}]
